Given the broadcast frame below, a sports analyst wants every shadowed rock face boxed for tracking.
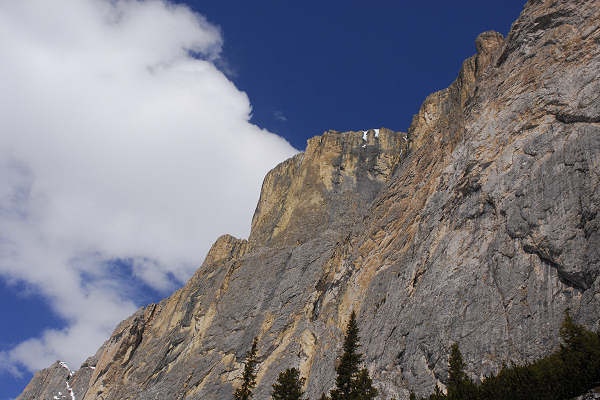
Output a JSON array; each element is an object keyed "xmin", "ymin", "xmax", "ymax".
[{"xmin": 18, "ymin": 0, "xmax": 600, "ymax": 399}]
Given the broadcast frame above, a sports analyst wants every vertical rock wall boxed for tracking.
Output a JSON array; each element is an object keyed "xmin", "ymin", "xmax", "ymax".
[{"xmin": 17, "ymin": 0, "xmax": 600, "ymax": 399}]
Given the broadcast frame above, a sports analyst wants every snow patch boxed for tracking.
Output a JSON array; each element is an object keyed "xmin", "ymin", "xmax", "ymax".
[
  {"xmin": 362, "ymin": 131, "xmax": 368, "ymax": 141},
  {"xmin": 66, "ymin": 379, "xmax": 76, "ymax": 400},
  {"xmin": 57, "ymin": 361, "xmax": 76, "ymax": 400},
  {"xmin": 59, "ymin": 361, "xmax": 74, "ymax": 376},
  {"xmin": 374, "ymin": 129, "xmax": 380, "ymax": 137}
]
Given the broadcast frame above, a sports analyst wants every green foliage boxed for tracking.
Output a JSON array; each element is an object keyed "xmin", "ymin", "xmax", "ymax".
[
  {"xmin": 477, "ymin": 311, "xmax": 600, "ymax": 400},
  {"xmin": 234, "ymin": 337, "xmax": 259, "ymax": 400},
  {"xmin": 329, "ymin": 311, "xmax": 378, "ymax": 400},
  {"xmin": 415, "ymin": 312, "xmax": 600, "ymax": 400},
  {"xmin": 331, "ymin": 311, "xmax": 362, "ymax": 400},
  {"xmin": 447, "ymin": 344, "xmax": 467, "ymax": 388},
  {"xmin": 271, "ymin": 368, "xmax": 305, "ymax": 400},
  {"xmin": 353, "ymin": 368, "xmax": 379, "ymax": 400},
  {"xmin": 264, "ymin": 313, "xmax": 598, "ymax": 400},
  {"xmin": 447, "ymin": 344, "xmax": 477, "ymax": 400},
  {"xmin": 425, "ymin": 385, "xmax": 444, "ymax": 400}
]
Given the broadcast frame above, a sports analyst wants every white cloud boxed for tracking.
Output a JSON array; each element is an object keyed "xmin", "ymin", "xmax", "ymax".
[
  {"xmin": 274, "ymin": 110, "xmax": 288, "ymax": 122},
  {"xmin": 0, "ymin": 351, "xmax": 21, "ymax": 378},
  {"xmin": 0, "ymin": 0, "xmax": 297, "ymax": 374}
]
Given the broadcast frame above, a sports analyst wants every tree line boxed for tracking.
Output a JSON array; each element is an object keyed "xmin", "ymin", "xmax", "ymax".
[
  {"xmin": 234, "ymin": 311, "xmax": 377, "ymax": 400},
  {"xmin": 233, "ymin": 311, "xmax": 600, "ymax": 400},
  {"xmin": 414, "ymin": 311, "xmax": 600, "ymax": 400}
]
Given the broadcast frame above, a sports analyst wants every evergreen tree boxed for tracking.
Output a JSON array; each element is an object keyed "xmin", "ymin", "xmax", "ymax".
[
  {"xmin": 234, "ymin": 337, "xmax": 259, "ymax": 400},
  {"xmin": 416, "ymin": 313, "xmax": 600, "ymax": 400},
  {"xmin": 330, "ymin": 311, "xmax": 378, "ymax": 400},
  {"xmin": 330, "ymin": 311, "xmax": 362, "ymax": 400},
  {"xmin": 560, "ymin": 310, "xmax": 587, "ymax": 352},
  {"xmin": 446, "ymin": 343, "xmax": 477, "ymax": 400},
  {"xmin": 352, "ymin": 368, "xmax": 378, "ymax": 400},
  {"xmin": 447, "ymin": 343, "xmax": 466, "ymax": 389},
  {"xmin": 428, "ymin": 385, "xmax": 444, "ymax": 400},
  {"xmin": 558, "ymin": 310, "xmax": 600, "ymax": 397},
  {"xmin": 271, "ymin": 368, "xmax": 305, "ymax": 400},
  {"xmin": 318, "ymin": 393, "xmax": 329, "ymax": 400}
]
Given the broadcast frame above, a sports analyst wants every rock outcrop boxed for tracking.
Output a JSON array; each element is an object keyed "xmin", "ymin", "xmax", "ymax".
[
  {"xmin": 249, "ymin": 127, "xmax": 406, "ymax": 249},
  {"xmin": 17, "ymin": 0, "xmax": 600, "ymax": 399},
  {"xmin": 574, "ymin": 387, "xmax": 600, "ymax": 400}
]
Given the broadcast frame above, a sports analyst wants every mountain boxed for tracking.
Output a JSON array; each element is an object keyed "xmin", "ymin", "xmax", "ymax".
[{"xmin": 17, "ymin": 0, "xmax": 600, "ymax": 399}]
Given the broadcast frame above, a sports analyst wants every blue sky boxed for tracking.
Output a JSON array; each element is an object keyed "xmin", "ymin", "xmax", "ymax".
[
  {"xmin": 0, "ymin": 1, "xmax": 524, "ymax": 398},
  {"xmin": 193, "ymin": 1, "xmax": 525, "ymax": 149}
]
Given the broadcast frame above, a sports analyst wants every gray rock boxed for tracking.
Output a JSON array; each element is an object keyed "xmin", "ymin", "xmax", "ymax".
[
  {"xmin": 17, "ymin": 361, "xmax": 77, "ymax": 400},
  {"xmin": 573, "ymin": 387, "xmax": 600, "ymax": 400},
  {"xmin": 17, "ymin": 0, "xmax": 600, "ymax": 399}
]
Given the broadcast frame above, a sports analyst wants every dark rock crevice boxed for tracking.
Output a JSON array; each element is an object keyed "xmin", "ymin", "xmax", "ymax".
[
  {"xmin": 555, "ymin": 113, "xmax": 600, "ymax": 124},
  {"xmin": 522, "ymin": 242, "xmax": 588, "ymax": 291}
]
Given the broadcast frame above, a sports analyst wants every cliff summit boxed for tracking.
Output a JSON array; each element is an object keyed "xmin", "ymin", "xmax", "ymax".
[{"xmin": 18, "ymin": 0, "xmax": 600, "ymax": 398}]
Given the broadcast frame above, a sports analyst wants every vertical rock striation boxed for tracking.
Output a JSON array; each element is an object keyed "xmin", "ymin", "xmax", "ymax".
[{"xmin": 17, "ymin": 0, "xmax": 600, "ymax": 399}]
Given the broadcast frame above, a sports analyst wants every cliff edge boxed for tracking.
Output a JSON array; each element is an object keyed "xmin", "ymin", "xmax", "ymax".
[{"xmin": 18, "ymin": 0, "xmax": 600, "ymax": 399}]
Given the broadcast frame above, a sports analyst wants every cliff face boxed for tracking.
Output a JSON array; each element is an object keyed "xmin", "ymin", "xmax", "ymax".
[
  {"xmin": 249, "ymin": 127, "xmax": 406, "ymax": 249},
  {"xmin": 18, "ymin": 0, "xmax": 600, "ymax": 399}
]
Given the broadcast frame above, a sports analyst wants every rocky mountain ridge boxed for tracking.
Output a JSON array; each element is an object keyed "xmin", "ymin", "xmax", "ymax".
[{"xmin": 18, "ymin": 0, "xmax": 600, "ymax": 399}]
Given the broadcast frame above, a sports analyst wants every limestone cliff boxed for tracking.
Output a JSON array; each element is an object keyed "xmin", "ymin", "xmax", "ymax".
[
  {"xmin": 249, "ymin": 127, "xmax": 406, "ymax": 249},
  {"xmin": 18, "ymin": 0, "xmax": 600, "ymax": 399}
]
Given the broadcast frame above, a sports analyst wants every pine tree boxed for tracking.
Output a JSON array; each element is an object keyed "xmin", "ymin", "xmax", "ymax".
[
  {"xmin": 234, "ymin": 337, "xmax": 259, "ymax": 400},
  {"xmin": 352, "ymin": 368, "xmax": 378, "ymax": 400},
  {"xmin": 558, "ymin": 310, "xmax": 600, "ymax": 396},
  {"xmin": 447, "ymin": 343, "xmax": 476, "ymax": 400},
  {"xmin": 318, "ymin": 393, "xmax": 329, "ymax": 400},
  {"xmin": 559, "ymin": 310, "xmax": 586, "ymax": 352},
  {"xmin": 417, "ymin": 313, "xmax": 600, "ymax": 400},
  {"xmin": 431, "ymin": 385, "xmax": 444, "ymax": 400},
  {"xmin": 330, "ymin": 311, "xmax": 362, "ymax": 400},
  {"xmin": 447, "ymin": 343, "xmax": 466, "ymax": 389},
  {"xmin": 271, "ymin": 368, "xmax": 305, "ymax": 400},
  {"xmin": 330, "ymin": 311, "xmax": 378, "ymax": 400}
]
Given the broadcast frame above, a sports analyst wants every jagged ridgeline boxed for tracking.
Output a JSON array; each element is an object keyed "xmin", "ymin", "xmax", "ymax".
[{"xmin": 18, "ymin": 0, "xmax": 600, "ymax": 399}]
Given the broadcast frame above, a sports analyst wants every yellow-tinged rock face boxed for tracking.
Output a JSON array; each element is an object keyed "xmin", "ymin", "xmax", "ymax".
[
  {"xmin": 249, "ymin": 128, "xmax": 408, "ymax": 249},
  {"xmin": 17, "ymin": 1, "xmax": 600, "ymax": 399},
  {"xmin": 203, "ymin": 234, "xmax": 248, "ymax": 266}
]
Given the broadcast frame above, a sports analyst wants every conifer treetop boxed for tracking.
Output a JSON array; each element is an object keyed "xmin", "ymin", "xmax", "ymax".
[{"xmin": 234, "ymin": 337, "xmax": 259, "ymax": 400}]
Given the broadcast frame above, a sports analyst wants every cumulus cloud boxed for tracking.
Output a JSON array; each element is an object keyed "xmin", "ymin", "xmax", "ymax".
[{"xmin": 0, "ymin": 0, "xmax": 297, "ymax": 373}]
